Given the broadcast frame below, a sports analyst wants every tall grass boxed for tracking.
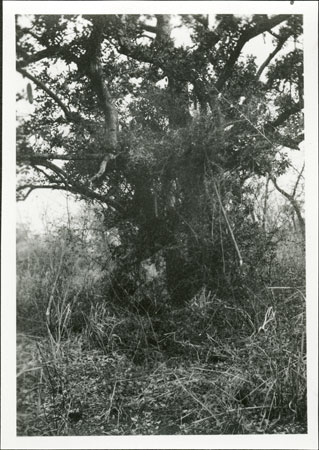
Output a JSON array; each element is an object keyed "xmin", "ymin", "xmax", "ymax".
[{"xmin": 17, "ymin": 222, "xmax": 306, "ymax": 435}]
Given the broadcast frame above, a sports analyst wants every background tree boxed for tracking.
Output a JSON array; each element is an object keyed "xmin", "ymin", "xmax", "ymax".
[{"xmin": 16, "ymin": 14, "xmax": 304, "ymax": 307}]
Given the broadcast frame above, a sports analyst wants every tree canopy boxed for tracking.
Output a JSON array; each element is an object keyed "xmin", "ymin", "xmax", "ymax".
[{"xmin": 16, "ymin": 14, "xmax": 304, "ymax": 305}]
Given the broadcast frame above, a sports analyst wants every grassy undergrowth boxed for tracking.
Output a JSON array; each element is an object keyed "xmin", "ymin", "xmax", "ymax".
[
  {"xmin": 16, "ymin": 223, "xmax": 306, "ymax": 435},
  {"xmin": 17, "ymin": 287, "xmax": 306, "ymax": 435}
]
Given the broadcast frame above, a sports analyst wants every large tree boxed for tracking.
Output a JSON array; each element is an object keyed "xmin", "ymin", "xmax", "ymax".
[{"xmin": 16, "ymin": 14, "xmax": 304, "ymax": 305}]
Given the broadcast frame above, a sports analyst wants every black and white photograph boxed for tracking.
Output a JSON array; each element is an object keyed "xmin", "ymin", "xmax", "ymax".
[{"xmin": 1, "ymin": 1, "xmax": 318, "ymax": 449}]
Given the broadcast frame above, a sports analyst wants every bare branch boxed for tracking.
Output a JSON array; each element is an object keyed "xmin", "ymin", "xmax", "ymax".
[
  {"xmin": 18, "ymin": 153, "xmax": 107, "ymax": 162},
  {"xmin": 17, "ymin": 184, "xmax": 60, "ymax": 192},
  {"xmin": 33, "ymin": 165, "xmax": 57, "ymax": 183},
  {"xmin": 267, "ymin": 30, "xmax": 280, "ymax": 39},
  {"xmin": 16, "ymin": 47, "xmax": 59, "ymax": 67},
  {"xmin": 32, "ymin": 158, "xmax": 70, "ymax": 183},
  {"xmin": 269, "ymin": 174, "xmax": 305, "ymax": 238},
  {"xmin": 17, "ymin": 66, "xmax": 81, "ymax": 122},
  {"xmin": 216, "ymin": 15, "xmax": 290, "ymax": 91},
  {"xmin": 17, "ymin": 181, "xmax": 124, "ymax": 213},
  {"xmin": 292, "ymin": 162, "xmax": 305, "ymax": 198},
  {"xmin": 256, "ymin": 35, "xmax": 289, "ymax": 79},
  {"xmin": 26, "ymin": 155, "xmax": 124, "ymax": 211},
  {"xmin": 16, "ymin": 183, "xmax": 64, "ymax": 201},
  {"xmin": 90, "ymin": 153, "xmax": 116, "ymax": 182},
  {"xmin": 213, "ymin": 180, "xmax": 243, "ymax": 267},
  {"xmin": 19, "ymin": 152, "xmax": 123, "ymax": 187},
  {"xmin": 262, "ymin": 174, "xmax": 270, "ymax": 231}
]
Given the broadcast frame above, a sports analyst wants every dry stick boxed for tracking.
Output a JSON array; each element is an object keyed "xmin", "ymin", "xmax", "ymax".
[
  {"xmin": 267, "ymin": 286, "xmax": 300, "ymax": 289},
  {"xmin": 292, "ymin": 162, "xmax": 305, "ymax": 198},
  {"xmin": 294, "ymin": 329, "xmax": 306, "ymax": 415},
  {"xmin": 269, "ymin": 174, "xmax": 305, "ymax": 239},
  {"xmin": 37, "ymin": 369, "xmax": 43, "ymax": 416},
  {"xmin": 36, "ymin": 343, "xmax": 59, "ymax": 431},
  {"xmin": 101, "ymin": 381, "xmax": 118, "ymax": 423},
  {"xmin": 193, "ymin": 405, "xmax": 277, "ymax": 426},
  {"xmin": 16, "ymin": 366, "xmax": 43, "ymax": 378},
  {"xmin": 219, "ymin": 208, "xmax": 226, "ymax": 275},
  {"xmin": 213, "ymin": 181, "xmax": 243, "ymax": 267},
  {"xmin": 175, "ymin": 210, "xmax": 200, "ymax": 243},
  {"xmin": 204, "ymin": 178, "xmax": 215, "ymax": 241},
  {"xmin": 211, "ymin": 211, "xmax": 214, "ymax": 242},
  {"xmin": 262, "ymin": 174, "xmax": 270, "ymax": 231},
  {"xmin": 174, "ymin": 374, "xmax": 220, "ymax": 423},
  {"xmin": 296, "ymin": 288, "xmax": 306, "ymax": 301},
  {"xmin": 211, "ymin": 84, "xmax": 273, "ymax": 146}
]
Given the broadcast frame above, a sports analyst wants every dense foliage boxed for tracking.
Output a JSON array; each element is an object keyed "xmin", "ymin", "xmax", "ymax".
[
  {"xmin": 17, "ymin": 13, "xmax": 304, "ymax": 303},
  {"xmin": 16, "ymin": 13, "xmax": 306, "ymax": 436},
  {"xmin": 17, "ymin": 217, "xmax": 306, "ymax": 435}
]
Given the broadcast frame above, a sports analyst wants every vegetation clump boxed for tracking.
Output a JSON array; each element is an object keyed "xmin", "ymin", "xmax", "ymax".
[{"xmin": 16, "ymin": 13, "xmax": 306, "ymax": 436}]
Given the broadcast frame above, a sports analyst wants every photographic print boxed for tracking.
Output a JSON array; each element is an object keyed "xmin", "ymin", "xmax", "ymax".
[{"xmin": 1, "ymin": 1, "xmax": 318, "ymax": 449}]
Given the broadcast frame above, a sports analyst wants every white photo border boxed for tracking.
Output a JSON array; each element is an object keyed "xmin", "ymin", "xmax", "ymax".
[{"xmin": 2, "ymin": 1, "xmax": 318, "ymax": 449}]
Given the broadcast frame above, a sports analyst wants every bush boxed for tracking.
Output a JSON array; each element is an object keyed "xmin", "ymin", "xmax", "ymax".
[
  {"xmin": 17, "ymin": 220, "xmax": 112, "ymax": 338},
  {"xmin": 16, "ymin": 205, "xmax": 306, "ymax": 435}
]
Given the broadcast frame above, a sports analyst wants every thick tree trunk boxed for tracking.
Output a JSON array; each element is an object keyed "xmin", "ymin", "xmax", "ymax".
[{"xmin": 155, "ymin": 15, "xmax": 191, "ymax": 128}]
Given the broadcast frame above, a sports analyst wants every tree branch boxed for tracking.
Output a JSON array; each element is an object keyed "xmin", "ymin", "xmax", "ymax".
[
  {"xmin": 256, "ymin": 35, "xmax": 289, "ymax": 79},
  {"xmin": 17, "ymin": 180, "xmax": 124, "ymax": 213},
  {"xmin": 85, "ymin": 17, "xmax": 118, "ymax": 144},
  {"xmin": 113, "ymin": 15, "xmax": 173, "ymax": 65},
  {"xmin": 139, "ymin": 22, "xmax": 157, "ymax": 34},
  {"xmin": 19, "ymin": 152, "xmax": 122, "ymax": 187},
  {"xmin": 216, "ymin": 15, "xmax": 290, "ymax": 91},
  {"xmin": 292, "ymin": 162, "xmax": 305, "ymax": 198},
  {"xmin": 27, "ymin": 154, "xmax": 124, "ymax": 211},
  {"xmin": 194, "ymin": 15, "xmax": 209, "ymax": 28},
  {"xmin": 18, "ymin": 153, "xmax": 107, "ymax": 162},
  {"xmin": 271, "ymin": 133, "xmax": 304, "ymax": 150},
  {"xmin": 269, "ymin": 174, "xmax": 305, "ymax": 238},
  {"xmin": 16, "ymin": 47, "xmax": 59, "ymax": 67},
  {"xmin": 79, "ymin": 17, "xmax": 119, "ymax": 180},
  {"xmin": 267, "ymin": 30, "xmax": 280, "ymax": 39},
  {"xmin": 90, "ymin": 154, "xmax": 117, "ymax": 182},
  {"xmin": 155, "ymin": 15, "xmax": 173, "ymax": 44},
  {"xmin": 17, "ymin": 66, "xmax": 81, "ymax": 123},
  {"xmin": 32, "ymin": 158, "xmax": 70, "ymax": 183},
  {"xmin": 265, "ymin": 101, "xmax": 303, "ymax": 130},
  {"xmin": 33, "ymin": 165, "xmax": 57, "ymax": 184}
]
